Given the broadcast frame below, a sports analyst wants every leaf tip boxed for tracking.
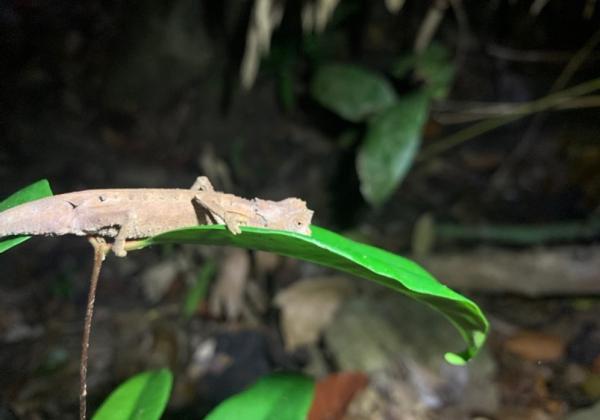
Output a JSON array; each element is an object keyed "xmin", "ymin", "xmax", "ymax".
[
  {"xmin": 445, "ymin": 330, "xmax": 487, "ymax": 365},
  {"xmin": 444, "ymin": 352, "xmax": 467, "ymax": 366}
]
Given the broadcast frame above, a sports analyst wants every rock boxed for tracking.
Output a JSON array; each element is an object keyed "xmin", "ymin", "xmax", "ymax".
[{"xmin": 323, "ymin": 284, "xmax": 499, "ymax": 416}]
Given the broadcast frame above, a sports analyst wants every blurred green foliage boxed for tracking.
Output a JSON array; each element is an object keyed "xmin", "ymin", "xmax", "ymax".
[
  {"xmin": 93, "ymin": 369, "xmax": 172, "ymax": 420},
  {"xmin": 307, "ymin": 44, "xmax": 454, "ymax": 206},
  {"xmin": 311, "ymin": 64, "xmax": 398, "ymax": 122},
  {"xmin": 183, "ymin": 260, "xmax": 215, "ymax": 318},
  {"xmin": 393, "ymin": 43, "xmax": 455, "ymax": 100},
  {"xmin": 357, "ymin": 90, "xmax": 429, "ymax": 205},
  {"xmin": 205, "ymin": 373, "xmax": 314, "ymax": 420}
]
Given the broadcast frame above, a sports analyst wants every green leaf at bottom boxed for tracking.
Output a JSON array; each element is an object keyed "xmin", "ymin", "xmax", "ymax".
[
  {"xmin": 93, "ymin": 369, "xmax": 173, "ymax": 420},
  {"xmin": 205, "ymin": 373, "xmax": 315, "ymax": 420}
]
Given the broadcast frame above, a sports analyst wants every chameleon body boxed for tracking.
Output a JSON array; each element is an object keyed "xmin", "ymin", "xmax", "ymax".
[{"xmin": 0, "ymin": 177, "xmax": 313, "ymax": 256}]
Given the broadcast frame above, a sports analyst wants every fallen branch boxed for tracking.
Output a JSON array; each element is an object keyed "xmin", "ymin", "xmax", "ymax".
[{"xmin": 422, "ymin": 245, "xmax": 600, "ymax": 296}]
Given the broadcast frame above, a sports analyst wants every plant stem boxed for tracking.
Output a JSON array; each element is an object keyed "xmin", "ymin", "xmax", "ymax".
[{"xmin": 80, "ymin": 237, "xmax": 108, "ymax": 420}]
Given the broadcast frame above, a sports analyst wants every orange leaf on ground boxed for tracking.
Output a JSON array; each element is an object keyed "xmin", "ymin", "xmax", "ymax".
[{"xmin": 308, "ymin": 372, "xmax": 369, "ymax": 420}]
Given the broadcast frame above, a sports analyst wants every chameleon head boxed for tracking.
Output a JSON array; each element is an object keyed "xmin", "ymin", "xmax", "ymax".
[{"xmin": 278, "ymin": 198, "xmax": 313, "ymax": 235}]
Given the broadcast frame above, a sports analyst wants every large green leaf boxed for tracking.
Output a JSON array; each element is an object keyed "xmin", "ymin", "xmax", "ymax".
[
  {"xmin": 93, "ymin": 369, "xmax": 173, "ymax": 420},
  {"xmin": 0, "ymin": 180, "xmax": 53, "ymax": 254},
  {"xmin": 310, "ymin": 64, "xmax": 398, "ymax": 122},
  {"xmin": 205, "ymin": 373, "xmax": 315, "ymax": 420},
  {"xmin": 356, "ymin": 90, "xmax": 429, "ymax": 206},
  {"xmin": 136, "ymin": 225, "xmax": 488, "ymax": 365}
]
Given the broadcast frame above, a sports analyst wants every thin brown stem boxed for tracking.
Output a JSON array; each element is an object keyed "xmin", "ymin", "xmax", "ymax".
[
  {"xmin": 80, "ymin": 237, "xmax": 108, "ymax": 420},
  {"xmin": 551, "ymin": 27, "xmax": 600, "ymax": 92},
  {"xmin": 433, "ymin": 95, "xmax": 600, "ymax": 124},
  {"xmin": 418, "ymin": 77, "xmax": 600, "ymax": 161}
]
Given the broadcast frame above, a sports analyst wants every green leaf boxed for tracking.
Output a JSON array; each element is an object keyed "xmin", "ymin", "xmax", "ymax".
[
  {"xmin": 183, "ymin": 260, "xmax": 215, "ymax": 318},
  {"xmin": 0, "ymin": 180, "xmax": 54, "ymax": 254},
  {"xmin": 356, "ymin": 90, "xmax": 429, "ymax": 206},
  {"xmin": 415, "ymin": 44, "xmax": 455, "ymax": 99},
  {"xmin": 137, "ymin": 225, "xmax": 488, "ymax": 364},
  {"xmin": 310, "ymin": 64, "xmax": 398, "ymax": 122},
  {"xmin": 205, "ymin": 373, "xmax": 315, "ymax": 420},
  {"xmin": 393, "ymin": 43, "xmax": 455, "ymax": 100},
  {"xmin": 93, "ymin": 369, "xmax": 173, "ymax": 420}
]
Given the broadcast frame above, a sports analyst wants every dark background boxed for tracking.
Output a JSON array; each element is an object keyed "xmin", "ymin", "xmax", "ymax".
[{"xmin": 1, "ymin": 1, "xmax": 599, "ymax": 418}]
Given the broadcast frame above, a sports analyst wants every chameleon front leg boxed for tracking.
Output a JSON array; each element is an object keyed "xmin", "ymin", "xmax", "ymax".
[
  {"xmin": 74, "ymin": 199, "xmax": 134, "ymax": 257},
  {"xmin": 194, "ymin": 193, "xmax": 247, "ymax": 235},
  {"xmin": 91, "ymin": 210, "xmax": 134, "ymax": 257},
  {"xmin": 111, "ymin": 211, "xmax": 136, "ymax": 257}
]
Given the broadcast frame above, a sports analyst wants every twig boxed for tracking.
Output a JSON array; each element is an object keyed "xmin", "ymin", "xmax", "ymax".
[
  {"xmin": 551, "ymin": 27, "xmax": 600, "ymax": 92},
  {"xmin": 448, "ymin": 0, "xmax": 469, "ymax": 70},
  {"xmin": 385, "ymin": 0, "xmax": 406, "ymax": 14},
  {"xmin": 418, "ymin": 115, "xmax": 520, "ymax": 161},
  {"xmin": 80, "ymin": 237, "xmax": 109, "ymax": 420},
  {"xmin": 485, "ymin": 44, "xmax": 598, "ymax": 63},
  {"xmin": 584, "ymin": 0, "xmax": 597, "ymax": 18},
  {"xmin": 530, "ymin": 0, "xmax": 550, "ymax": 16},
  {"xmin": 418, "ymin": 77, "xmax": 600, "ymax": 161},
  {"xmin": 433, "ymin": 95, "xmax": 600, "ymax": 124},
  {"xmin": 487, "ymin": 27, "xmax": 600, "ymax": 192},
  {"xmin": 414, "ymin": 0, "xmax": 448, "ymax": 52}
]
